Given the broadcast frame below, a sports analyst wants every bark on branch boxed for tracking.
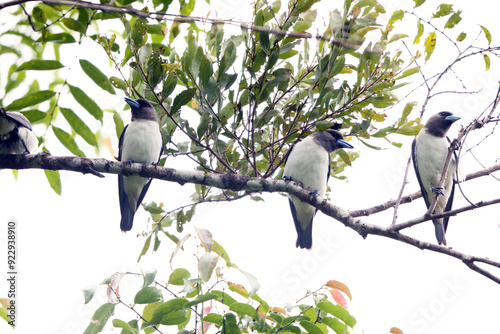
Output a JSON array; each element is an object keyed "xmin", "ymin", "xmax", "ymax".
[{"xmin": 2, "ymin": 153, "xmax": 500, "ymax": 284}]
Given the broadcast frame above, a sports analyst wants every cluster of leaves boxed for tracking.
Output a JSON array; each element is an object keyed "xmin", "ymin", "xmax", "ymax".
[{"xmin": 82, "ymin": 228, "xmax": 358, "ymax": 334}]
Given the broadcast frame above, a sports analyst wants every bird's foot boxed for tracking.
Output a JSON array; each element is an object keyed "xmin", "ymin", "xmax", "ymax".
[
  {"xmin": 431, "ymin": 186, "xmax": 444, "ymax": 196},
  {"xmin": 309, "ymin": 189, "xmax": 320, "ymax": 197},
  {"xmin": 283, "ymin": 176, "xmax": 292, "ymax": 181}
]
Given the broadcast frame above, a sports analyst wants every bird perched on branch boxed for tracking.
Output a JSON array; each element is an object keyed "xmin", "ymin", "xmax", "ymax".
[
  {"xmin": 118, "ymin": 97, "xmax": 163, "ymax": 231},
  {"xmin": 412, "ymin": 111, "xmax": 462, "ymax": 245},
  {"xmin": 284, "ymin": 129, "xmax": 354, "ymax": 249},
  {"xmin": 0, "ymin": 108, "xmax": 38, "ymax": 154}
]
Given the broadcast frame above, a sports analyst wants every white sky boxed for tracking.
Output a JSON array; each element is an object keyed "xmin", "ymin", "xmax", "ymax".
[{"xmin": 1, "ymin": 0, "xmax": 500, "ymax": 333}]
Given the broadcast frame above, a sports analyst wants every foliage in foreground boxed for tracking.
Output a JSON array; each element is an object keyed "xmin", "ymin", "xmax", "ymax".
[{"xmin": 83, "ymin": 228, "xmax": 359, "ymax": 334}]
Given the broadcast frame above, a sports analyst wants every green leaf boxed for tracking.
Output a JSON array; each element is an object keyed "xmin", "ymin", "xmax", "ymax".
[
  {"xmin": 144, "ymin": 299, "xmax": 189, "ymax": 327},
  {"xmin": 300, "ymin": 320, "xmax": 323, "ymax": 334},
  {"xmin": 197, "ymin": 111, "xmax": 210, "ymax": 138},
  {"xmin": 83, "ymin": 303, "xmax": 115, "ymax": 334},
  {"xmin": 414, "ymin": 0, "xmax": 425, "ymax": 8},
  {"xmin": 444, "ymin": 11, "xmax": 461, "ymax": 29},
  {"xmin": 396, "ymin": 124, "xmax": 423, "ymax": 136},
  {"xmin": 131, "ymin": 17, "xmax": 148, "ymax": 50},
  {"xmin": 16, "ymin": 59, "xmax": 64, "ymax": 71},
  {"xmin": 395, "ymin": 66, "xmax": 420, "ymax": 80},
  {"xmin": 79, "ymin": 59, "xmax": 115, "ymax": 95},
  {"xmin": 44, "ymin": 169, "xmax": 62, "ymax": 195},
  {"xmin": 199, "ymin": 56, "xmax": 212, "ymax": 89},
  {"xmin": 113, "ymin": 111, "xmax": 124, "ymax": 140},
  {"xmin": 168, "ymin": 268, "xmax": 191, "ymax": 285},
  {"xmin": 82, "ymin": 285, "xmax": 98, "ymax": 304},
  {"xmin": 432, "ymin": 4, "xmax": 453, "ymax": 18},
  {"xmin": 229, "ymin": 302, "xmax": 259, "ymax": 320},
  {"xmin": 52, "ymin": 126, "xmax": 86, "ymax": 156},
  {"xmin": 59, "ymin": 107, "xmax": 98, "ymax": 147},
  {"xmin": 184, "ymin": 293, "xmax": 219, "ymax": 308},
  {"xmin": 36, "ymin": 32, "xmax": 76, "ymax": 44},
  {"xmin": 480, "ymin": 25, "xmax": 492, "ymax": 44},
  {"xmin": 414, "ymin": 20, "xmax": 424, "ymax": 44},
  {"xmin": 62, "ymin": 18, "xmax": 86, "ymax": 34},
  {"xmin": 456, "ymin": 32, "xmax": 466, "ymax": 42},
  {"xmin": 203, "ymin": 313, "xmax": 223, "ymax": 325},
  {"xmin": 398, "ymin": 102, "xmax": 417, "ymax": 126},
  {"xmin": 424, "ymin": 32, "xmax": 436, "ymax": 62},
  {"xmin": 142, "ymin": 268, "xmax": 157, "ymax": 287},
  {"xmin": 198, "ymin": 253, "xmax": 218, "ymax": 282},
  {"xmin": 388, "ymin": 10, "xmax": 404, "ymax": 28},
  {"xmin": 211, "ymin": 290, "xmax": 237, "ymax": 307},
  {"xmin": 32, "ymin": 6, "xmax": 47, "ymax": 23},
  {"xmin": 134, "ymin": 287, "xmax": 162, "ymax": 304},
  {"xmin": 260, "ymin": 31, "xmax": 270, "ymax": 53},
  {"xmin": 316, "ymin": 301, "xmax": 356, "ymax": 328},
  {"xmin": 137, "ymin": 234, "xmax": 152, "ymax": 262},
  {"xmin": 69, "ymin": 84, "xmax": 103, "ymax": 122},
  {"xmin": 483, "ymin": 53, "xmax": 491, "ymax": 71},
  {"xmin": 109, "ymin": 76, "xmax": 127, "ymax": 91},
  {"xmin": 112, "ymin": 319, "xmax": 138, "ymax": 334},
  {"xmin": 322, "ymin": 316, "xmax": 348, "ymax": 334},
  {"xmin": 388, "ymin": 33, "xmax": 408, "ymax": 44},
  {"xmin": 4, "ymin": 90, "xmax": 55, "ymax": 111},
  {"xmin": 171, "ymin": 88, "xmax": 196, "ymax": 114},
  {"xmin": 219, "ymin": 41, "xmax": 236, "ymax": 77}
]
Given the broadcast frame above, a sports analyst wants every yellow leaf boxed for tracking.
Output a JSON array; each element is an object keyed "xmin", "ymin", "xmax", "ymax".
[
  {"xmin": 270, "ymin": 307, "xmax": 287, "ymax": 315},
  {"xmin": 324, "ymin": 280, "xmax": 352, "ymax": 300}
]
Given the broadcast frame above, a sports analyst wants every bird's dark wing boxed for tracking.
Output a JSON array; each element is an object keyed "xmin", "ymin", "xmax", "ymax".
[
  {"xmin": 118, "ymin": 124, "xmax": 128, "ymax": 161},
  {"xmin": 327, "ymin": 154, "xmax": 331, "ymax": 184},
  {"xmin": 7, "ymin": 112, "xmax": 32, "ymax": 130},
  {"xmin": 412, "ymin": 138, "xmax": 431, "ymax": 208},
  {"xmin": 288, "ymin": 199, "xmax": 313, "ymax": 249}
]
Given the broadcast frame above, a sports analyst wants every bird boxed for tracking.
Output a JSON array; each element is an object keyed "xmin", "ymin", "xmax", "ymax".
[
  {"xmin": 283, "ymin": 129, "xmax": 354, "ymax": 249},
  {"xmin": 118, "ymin": 97, "xmax": 163, "ymax": 231},
  {"xmin": 0, "ymin": 107, "xmax": 38, "ymax": 154},
  {"xmin": 412, "ymin": 111, "xmax": 462, "ymax": 246}
]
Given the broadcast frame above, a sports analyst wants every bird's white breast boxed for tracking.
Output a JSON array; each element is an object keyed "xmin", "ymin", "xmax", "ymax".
[
  {"xmin": 121, "ymin": 119, "xmax": 162, "ymax": 163},
  {"xmin": 415, "ymin": 130, "xmax": 456, "ymax": 212}
]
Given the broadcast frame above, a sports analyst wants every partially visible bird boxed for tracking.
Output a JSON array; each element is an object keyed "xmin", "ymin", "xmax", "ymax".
[
  {"xmin": 284, "ymin": 129, "xmax": 354, "ymax": 249},
  {"xmin": 412, "ymin": 111, "xmax": 462, "ymax": 245},
  {"xmin": 118, "ymin": 97, "xmax": 163, "ymax": 231},
  {"xmin": 0, "ymin": 108, "xmax": 38, "ymax": 154}
]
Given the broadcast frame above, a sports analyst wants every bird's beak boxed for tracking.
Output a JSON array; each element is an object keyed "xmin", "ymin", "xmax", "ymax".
[
  {"xmin": 124, "ymin": 97, "xmax": 140, "ymax": 109},
  {"xmin": 445, "ymin": 115, "xmax": 460, "ymax": 123},
  {"xmin": 338, "ymin": 139, "xmax": 354, "ymax": 149}
]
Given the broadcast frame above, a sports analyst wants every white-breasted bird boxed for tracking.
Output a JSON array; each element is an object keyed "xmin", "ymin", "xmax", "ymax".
[
  {"xmin": 284, "ymin": 129, "xmax": 354, "ymax": 249},
  {"xmin": 118, "ymin": 97, "xmax": 163, "ymax": 231},
  {"xmin": 412, "ymin": 111, "xmax": 461, "ymax": 245},
  {"xmin": 0, "ymin": 108, "xmax": 38, "ymax": 154}
]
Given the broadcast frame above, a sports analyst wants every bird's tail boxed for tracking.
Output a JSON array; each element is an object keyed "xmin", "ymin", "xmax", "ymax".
[
  {"xmin": 120, "ymin": 207, "xmax": 135, "ymax": 232},
  {"xmin": 433, "ymin": 221, "xmax": 447, "ymax": 246},
  {"xmin": 295, "ymin": 221, "xmax": 313, "ymax": 249}
]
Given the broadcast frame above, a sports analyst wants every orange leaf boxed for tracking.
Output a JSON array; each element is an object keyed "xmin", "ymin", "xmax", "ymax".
[
  {"xmin": 390, "ymin": 327, "xmax": 404, "ymax": 334},
  {"xmin": 329, "ymin": 288, "xmax": 347, "ymax": 308},
  {"xmin": 228, "ymin": 282, "xmax": 249, "ymax": 297},
  {"xmin": 325, "ymin": 280, "xmax": 352, "ymax": 300}
]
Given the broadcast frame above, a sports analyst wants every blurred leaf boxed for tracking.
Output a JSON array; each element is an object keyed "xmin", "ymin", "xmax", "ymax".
[
  {"xmin": 414, "ymin": 0, "xmax": 425, "ymax": 7},
  {"xmin": 388, "ymin": 33, "xmax": 408, "ymax": 43},
  {"xmin": 184, "ymin": 293, "xmax": 219, "ymax": 308},
  {"xmin": 32, "ymin": 5, "xmax": 47, "ymax": 23},
  {"xmin": 198, "ymin": 253, "xmax": 218, "ymax": 282},
  {"xmin": 322, "ymin": 317, "xmax": 348, "ymax": 334},
  {"xmin": 424, "ymin": 32, "xmax": 436, "ymax": 61},
  {"xmin": 69, "ymin": 84, "xmax": 103, "ymax": 122},
  {"xmin": 414, "ymin": 20, "xmax": 424, "ymax": 44},
  {"xmin": 325, "ymin": 280, "xmax": 353, "ymax": 300},
  {"xmin": 16, "ymin": 59, "xmax": 64, "ymax": 71},
  {"xmin": 483, "ymin": 53, "xmax": 491, "ymax": 71},
  {"xmin": 59, "ymin": 107, "xmax": 98, "ymax": 147},
  {"xmin": 113, "ymin": 111, "xmax": 124, "ymax": 140},
  {"xmin": 52, "ymin": 126, "xmax": 86, "ymax": 156},
  {"xmin": 168, "ymin": 268, "xmax": 191, "ymax": 285},
  {"xmin": 171, "ymin": 88, "xmax": 196, "ymax": 114},
  {"xmin": 83, "ymin": 303, "xmax": 115, "ymax": 334},
  {"xmin": 142, "ymin": 268, "xmax": 157, "ymax": 287},
  {"xmin": 300, "ymin": 321, "xmax": 323, "ymax": 334},
  {"xmin": 112, "ymin": 319, "xmax": 138, "ymax": 333},
  {"xmin": 36, "ymin": 32, "xmax": 76, "ymax": 44},
  {"xmin": 137, "ymin": 234, "xmax": 152, "ymax": 262},
  {"xmin": 134, "ymin": 287, "xmax": 162, "ymax": 304},
  {"xmin": 445, "ymin": 11, "xmax": 462, "ymax": 29},
  {"xmin": 44, "ymin": 169, "xmax": 62, "ymax": 195},
  {"xmin": 316, "ymin": 301, "xmax": 356, "ymax": 327},
  {"xmin": 82, "ymin": 285, "xmax": 98, "ymax": 304},
  {"xmin": 79, "ymin": 59, "xmax": 115, "ymax": 95},
  {"xmin": 480, "ymin": 25, "xmax": 492, "ymax": 44},
  {"xmin": 388, "ymin": 10, "xmax": 404, "ymax": 28},
  {"xmin": 229, "ymin": 303, "xmax": 259, "ymax": 320},
  {"xmin": 4, "ymin": 90, "xmax": 55, "ymax": 111},
  {"xmin": 456, "ymin": 32, "xmax": 466, "ymax": 42},
  {"xmin": 62, "ymin": 18, "xmax": 86, "ymax": 34},
  {"xmin": 432, "ymin": 4, "xmax": 453, "ymax": 18},
  {"xmin": 144, "ymin": 298, "xmax": 189, "ymax": 327}
]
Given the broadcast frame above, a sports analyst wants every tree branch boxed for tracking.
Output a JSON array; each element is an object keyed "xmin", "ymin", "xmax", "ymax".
[{"xmin": 2, "ymin": 153, "xmax": 500, "ymax": 284}]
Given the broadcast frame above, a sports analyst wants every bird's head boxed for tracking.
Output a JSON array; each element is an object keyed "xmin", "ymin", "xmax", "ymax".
[
  {"xmin": 124, "ymin": 97, "xmax": 158, "ymax": 122},
  {"xmin": 424, "ymin": 111, "xmax": 460, "ymax": 137},
  {"xmin": 316, "ymin": 129, "xmax": 354, "ymax": 152}
]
